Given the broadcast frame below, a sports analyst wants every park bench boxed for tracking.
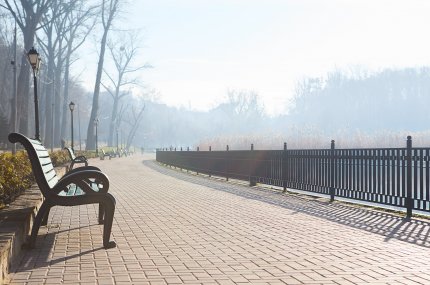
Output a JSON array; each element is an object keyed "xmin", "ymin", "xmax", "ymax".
[
  {"xmin": 65, "ymin": 147, "xmax": 88, "ymax": 170},
  {"xmin": 8, "ymin": 132, "xmax": 116, "ymax": 249},
  {"xmin": 100, "ymin": 149, "xmax": 112, "ymax": 160},
  {"xmin": 120, "ymin": 149, "xmax": 128, "ymax": 157}
]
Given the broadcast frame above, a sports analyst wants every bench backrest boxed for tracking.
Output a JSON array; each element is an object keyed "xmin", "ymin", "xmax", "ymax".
[
  {"xmin": 65, "ymin": 147, "xmax": 76, "ymax": 160},
  {"xmin": 8, "ymin": 133, "xmax": 59, "ymax": 196}
]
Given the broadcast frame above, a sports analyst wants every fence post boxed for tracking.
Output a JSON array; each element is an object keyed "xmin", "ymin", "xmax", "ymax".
[
  {"xmin": 249, "ymin": 143, "xmax": 256, "ymax": 186},
  {"xmin": 283, "ymin": 142, "xmax": 287, "ymax": 193},
  {"xmin": 209, "ymin": 146, "xmax": 211, "ymax": 177},
  {"xmin": 196, "ymin": 146, "xmax": 200, "ymax": 175},
  {"xmin": 226, "ymin": 145, "xmax": 229, "ymax": 181},
  {"xmin": 406, "ymin": 136, "xmax": 413, "ymax": 218},
  {"xmin": 330, "ymin": 140, "xmax": 335, "ymax": 202}
]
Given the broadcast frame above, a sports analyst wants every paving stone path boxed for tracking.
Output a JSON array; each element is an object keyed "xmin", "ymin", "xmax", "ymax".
[{"xmin": 7, "ymin": 155, "xmax": 430, "ymax": 284}]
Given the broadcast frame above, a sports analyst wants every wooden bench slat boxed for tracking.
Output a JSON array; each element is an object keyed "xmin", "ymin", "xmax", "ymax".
[
  {"xmin": 45, "ymin": 170, "xmax": 56, "ymax": 180},
  {"xmin": 38, "ymin": 157, "xmax": 52, "ymax": 166},
  {"xmin": 43, "ymin": 162, "xmax": 54, "ymax": 171},
  {"xmin": 36, "ymin": 149, "xmax": 49, "ymax": 157},
  {"xmin": 33, "ymin": 143, "xmax": 45, "ymax": 150},
  {"xmin": 42, "ymin": 164, "xmax": 55, "ymax": 175},
  {"xmin": 47, "ymin": 177, "xmax": 59, "ymax": 188}
]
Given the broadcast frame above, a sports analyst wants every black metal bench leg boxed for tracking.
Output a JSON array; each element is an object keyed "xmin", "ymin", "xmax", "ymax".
[
  {"xmin": 41, "ymin": 205, "xmax": 51, "ymax": 226},
  {"xmin": 98, "ymin": 204, "xmax": 104, "ymax": 224},
  {"xmin": 102, "ymin": 193, "xmax": 116, "ymax": 249},
  {"xmin": 27, "ymin": 201, "xmax": 51, "ymax": 249}
]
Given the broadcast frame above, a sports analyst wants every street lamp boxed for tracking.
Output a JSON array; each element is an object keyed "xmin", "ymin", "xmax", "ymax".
[
  {"xmin": 94, "ymin": 118, "xmax": 99, "ymax": 155},
  {"xmin": 69, "ymin": 101, "xmax": 75, "ymax": 150},
  {"xmin": 116, "ymin": 128, "xmax": 119, "ymax": 155},
  {"xmin": 27, "ymin": 47, "xmax": 41, "ymax": 140}
]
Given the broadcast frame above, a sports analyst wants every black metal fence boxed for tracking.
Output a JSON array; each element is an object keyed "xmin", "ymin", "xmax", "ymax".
[{"xmin": 156, "ymin": 136, "xmax": 430, "ymax": 217}]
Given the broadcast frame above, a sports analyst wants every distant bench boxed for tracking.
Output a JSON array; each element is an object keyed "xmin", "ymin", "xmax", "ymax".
[
  {"xmin": 64, "ymin": 147, "xmax": 88, "ymax": 170},
  {"xmin": 9, "ymin": 133, "xmax": 116, "ymax": 249},
  {"xmin": 100, "ymin": 149, "xmax": 112, "ymax": 160}
]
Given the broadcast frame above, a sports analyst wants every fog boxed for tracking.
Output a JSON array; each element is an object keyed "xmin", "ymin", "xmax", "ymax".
[
  {"xmin": 129, "ymin": 67, "xmax": 430, "ymax": 150},
  {"xmin": 1, "ymin": 1, "xmax": 430, "ymax": 152},
  {"xmin": 2, "ymin": 62, "xmax": 429, "ymax": 151}
]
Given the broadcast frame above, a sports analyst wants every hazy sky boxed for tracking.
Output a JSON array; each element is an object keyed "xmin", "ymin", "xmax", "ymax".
[{"xmin": 79, "ymin": 0, "xmax": 430, "ymax": 115}]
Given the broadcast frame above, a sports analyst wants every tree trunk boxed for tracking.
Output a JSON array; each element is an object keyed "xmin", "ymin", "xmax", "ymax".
[
  {"xmin": 43, "ymin": 59, "xmax": 54, "ymax": 145},
  {"xmin": 61, "ymin": 52, "xmax": 71, "ymax": 144},
  {"xmin": 86, "ymin": 33, "xmax": 107, "ymax": 150},
  {"xmin": 54, "ymin": 45, "xmax": 63, "ymax": 147},
  {"xmin": 86, "ymin": 0, "xmax": 119, "ymax": 150},
  {"xmin": 17, "ymin": 49, "xmax": 30, "ymax": 136},
  {"xmin": 108, "ymin": 85, "xmax": 120, "ymax": 146}
]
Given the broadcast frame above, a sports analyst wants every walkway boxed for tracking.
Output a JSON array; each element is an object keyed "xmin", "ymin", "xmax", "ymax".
[{"xmin": 7, "ymin": 155, "xmax": 430, "ymax": 284}]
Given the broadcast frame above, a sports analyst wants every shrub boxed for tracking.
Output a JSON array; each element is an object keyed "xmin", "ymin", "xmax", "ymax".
[
  {"xmin": 0, "ymin": 148, "xmax": 97, "ymax": 208},
  {"xmin": 50, "ymin": 149, "xmax": 70, "ymax": 166},
  {"xmin": 0, "ymin": 151, "xmax": 33, "ymax": 208}
]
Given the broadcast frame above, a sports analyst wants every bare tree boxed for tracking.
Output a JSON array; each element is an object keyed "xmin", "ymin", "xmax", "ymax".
[
  {"xmin": 37, "ymin": 0, "xmax": 69, "ymax": 145},
  {"xmin": 124, "ymin": 101, "xmax": 145, "ymax": 151},
  {"xmin": 86, "ymin": 0, "xmax": 120, "ymax": 150},
  {"xmin": 101, "ymin": 32, "xmax": 147, "ymax": 146},
  {"xmin": 59, "ymin": 0, "xmax": 96, "ymax": 145},
  {"xmin": 0, "ymin": 14, "xmax": 14, "ymax": 120},
  {"xmin": 0, "ymin": 0, "xmax": 53, "ymax": 137}
]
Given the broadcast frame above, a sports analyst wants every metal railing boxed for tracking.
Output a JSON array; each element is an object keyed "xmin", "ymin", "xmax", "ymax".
[{"xmin": 156, "ymin": 136, "xmax": 430, "ymax": 217}]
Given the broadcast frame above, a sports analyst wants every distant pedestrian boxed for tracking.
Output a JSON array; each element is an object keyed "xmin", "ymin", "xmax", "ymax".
[{"xmin": 141, "ymin": 146, "xmax": 144, "ymax": 155}]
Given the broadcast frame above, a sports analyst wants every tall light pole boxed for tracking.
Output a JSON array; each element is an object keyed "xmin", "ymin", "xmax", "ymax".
[
  {"xmin": 11, "ymin": 21, "xmax": 17, "ymax": 154},
  {"xmin": 27, "ymin": 47, "xmax": 41, "ymax": 140},
  {"xmin": 78, "ymin": 104, "xmax": 82, "ymax": 151},
  {"xmin": 69, "ymin": 101, "xmax": 75, "ymax": 150},
  {"xmin": 116, "ymin": 128, "xmax": 119, "ymax": 155},
  {"xmin": 94, "ymin": 118, "xmax": 99, "ymax": 155},
  {"xmin": 51, "ymin": 103, "xmax": 54, "ymax": 152}
]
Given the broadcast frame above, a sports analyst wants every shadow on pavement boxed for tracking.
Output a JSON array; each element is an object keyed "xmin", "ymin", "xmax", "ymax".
[
  {"xmin": 12, "ymin": 223, "xmax": 105, "ymax": 272},
  {"xmin": 145, "ymin": 160, "xmax": 430, "ymax": 248}
]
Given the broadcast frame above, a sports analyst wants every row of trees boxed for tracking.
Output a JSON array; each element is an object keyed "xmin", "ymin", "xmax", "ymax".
[
  {"xmin": 0, "ymin": 0, "xmax": 146, "ymax": 151},
  {"xmin": 289, "ymin": 67, "xmax": 430, "ymax": 131},
  {"xmin": 148, "ymin": 67, "xmax": 430, "ymax": 150}
]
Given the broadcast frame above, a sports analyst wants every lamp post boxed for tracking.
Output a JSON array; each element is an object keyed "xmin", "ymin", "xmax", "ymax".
[
  {"xmin": 78, "ymin": 104, "xmax": 82, "ymax": 151},
  {"xmin": 116, "ymin": 128, "xmax": 119, "ymax": 155},
  {"xmin": 69, "ymin": 101, "xmax": 75, "ymax": 150},
  {"xmin": 51, "ymin": 103, "xmax": 54, "ymax": 152},
  {"xmin": 27, "ymin": 47, "xmax": 41, "ymax": 140},
  {"xmin": 11, "ymin": 21, "xmax": 17, "ymax": 154},
  {"xmin": 94, "ymin": 118, "xmax": 99, "ymax": 155}
]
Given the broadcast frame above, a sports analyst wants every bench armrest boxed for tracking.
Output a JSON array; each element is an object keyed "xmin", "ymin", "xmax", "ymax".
[
  {"xmin": 65, "ymin": 166, "xmax": 101, "ymax": 176},
  {"xmin": 74, "ymin": 155, "xmax": 87, "ymax": 161},
  {"xmin": 54, "ymin": 170, "xmax": 109, "ymax": 195}
]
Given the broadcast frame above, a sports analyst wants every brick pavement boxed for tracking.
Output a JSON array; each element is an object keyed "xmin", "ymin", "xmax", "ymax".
[{"xmin": 6, "ymin": 155, "xmax": 430, "ymax": 284}]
